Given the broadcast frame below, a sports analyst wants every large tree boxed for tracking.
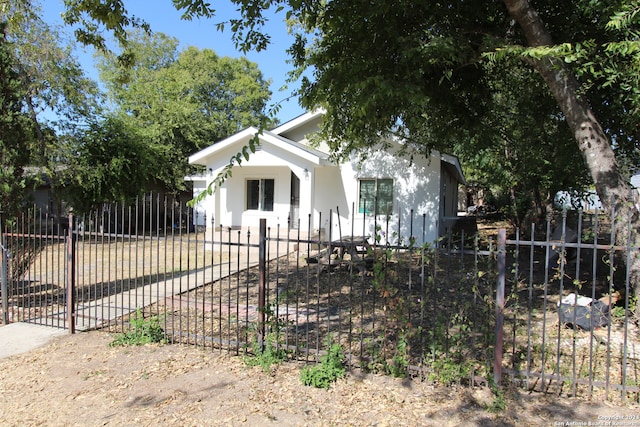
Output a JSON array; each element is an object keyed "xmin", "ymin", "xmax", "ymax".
[
  {"xmin": 96, "ymin": 30, "xmax": 273, "ymax": 191},
  {"xmin": 57, "ymin": 116, "xmax": 153, "ymax": 212},
  {"xmin": 451, "ymin": 57, "xmax": 591, "ymax": 227},
  {"xmin": 1, "ymin": 0, "xmax": 106, "ymax": 218},
  {"xmin": 2, "ymin": 0, "xmax": 102, "ymax": 159},
  {"xmin": 0, "ymin": 22, "xmax": 33, "ymax": 216},
  {"xmin": 60, "ymin": 0, "xmax": 640, "ymax": 319}
]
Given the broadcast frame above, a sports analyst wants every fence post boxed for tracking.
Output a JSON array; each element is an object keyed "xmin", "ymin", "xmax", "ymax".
[
  {"xmin": 494, "ymin": 228, "xmax": 506, "ymax": 387},
  {"xmin": 257, "ymin": 218, "xmax": 267, "ymax": 350},
  {"xmin": 1, "ymin": 212, "xmax": 8, "ymax": 325},
  {"xmin": 66, "ymin": 212, "xmax": 76, "ymax": 334}
]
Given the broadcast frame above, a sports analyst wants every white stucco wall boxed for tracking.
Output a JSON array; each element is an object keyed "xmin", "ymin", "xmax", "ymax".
[
  {"xmin": 310, "ymin": 148, "xmax": 442, "ymax": 245},
  {"xmin": 191, "ymin": 180, "xmax": 208, "ymax": 226},
  {"xmin": 202, "ymin": 145, "xmax": 317, "ymax": 231}
]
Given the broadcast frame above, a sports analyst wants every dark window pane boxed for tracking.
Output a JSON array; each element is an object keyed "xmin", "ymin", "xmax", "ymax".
[
  {"xmin": 262, "ymin": 179, "xmax": 274, "ymax": 211},
  {"xmin": 359, "ymin": 179, "xmax": 376, "ymax": 213},
  {"xmin": 247, "ymin": 180, "xmax": 259, "ymax": 210},
  {"xmin": 359, "ymin": 178, "xmax": 393, "ymax": 214},
  {"xmin": 377, "ymin": 179, "xmax": 393, "ymax": 214}
]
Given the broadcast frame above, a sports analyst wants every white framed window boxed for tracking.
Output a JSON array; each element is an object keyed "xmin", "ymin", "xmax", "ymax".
[
  {"xmin": 246, "ymin": 178, "xmax": 274, "ymax": 211},
  {"xmin": 358, "ymin": 178, "xmax": 393, "ymax": 214}
]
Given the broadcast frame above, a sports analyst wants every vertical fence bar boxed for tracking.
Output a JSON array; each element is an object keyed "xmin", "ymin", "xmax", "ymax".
[
  {"xmin": 621, "ymin": 198, "xmax": 633, "ymax": 402},
  {"xmin": 283, "ymin": 223, "xmax": 291, "ymax": 351},
  {"xmin": 258, "ymin": 218, "xmax": 267, "ymax": 350},
  {"xmin": 360, "ymin": 208, "xmax": 367, "ymax": 364},
  {"xmin": 243, "ymin": 227, "xmax": 250, "ymax": 354},
  {"xmin": 511, "ymin": 227, "xmax": 520, "ymax": 384},
  {"xmin": 156, "ymin": 194, "xmax": 161, "ymax": 319},
  {"xmin": 588, "ymin": 208, "xmax": 599, "ymax": 399},
  {"xmin": 201, "ymin": 212, "xmax": 207, "ymax": 349},
  {"xmin": 541, "ymin": 220, "xmax": 552, "ymax": 392},
  {"xmin": 193, "ymin": 210, "xmax": 199, "ymax": 348},
  {"xmin": 217, "ymin": 222, "xmax": 223, "ymax": 352},
  {"xmin": 234, "ymin": 230, "xmax": 241, "ymax": 355},
  {"xmin": 186, "ymin": 206, "xmax": 192, "ymax": 344},
  {"xmin": 274, "ymin": 225, "xmax": 281, "ymax": 349},
  {"xmin": 1, "ymin": 212, "xmax": 7, "ymax": 325},
  {"xmin": 126, "ymin": 206, "xmax": 133, "ymax": 334},
  {"xmin": 305, "ymin": 213, "xmax": 312, "ymax": 362},
  {"xmin": 316, "ymin": 211, "xmax": 322, "ymax": 357},
  {"xmin": 90, "ymin": 210, "xmax": 97, "ymax": 330},
  {"xmin": 526, "ymin": 223, "xmax": 535, "ymax": 390},
  {"xmin": 25, "ymin": 210, "xmax": 32, "ymax": 323},
  {"xmin": 294, "ymin": 217, "xmax": 301, "ymax": 358},
  {"xmin": 572, "ymin": 210, "xmax": 584, "ymax": 397},
  {"xmin": 494, "ymin": 228, "xmax": 506, "ymax": 387},
  {"xmin": 106, "ymin": 205, "xmax": 113, "ymax": 325},
  {"xmin": 555, "ymin": 210, "xmax": 568, "ymax": 393},
  {"xmin": 36, "ymin": 207, "xmax": 43, "ymax": 326},
  {"xmin": 606, "ymin": 203, "xmax": 616, "ymax": 400},
  {"xmin": 66, "ymin": 213, "xmax": 76, "ymax": 334},
  {"xmin": 327, "ymin": 210, "xmax": 333, "ymax": 339},
  {"xmin": 348, "ymin": 203, "xmax": 356, "ymax": 367},
  {"xmin": 208, "ymin": 215, "xmax": 215, "ymax": 350}
]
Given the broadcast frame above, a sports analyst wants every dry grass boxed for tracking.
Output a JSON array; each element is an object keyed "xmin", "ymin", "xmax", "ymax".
[{"xmin": 2, "ymin": 234, "xmax": 227, "ymax": 322}]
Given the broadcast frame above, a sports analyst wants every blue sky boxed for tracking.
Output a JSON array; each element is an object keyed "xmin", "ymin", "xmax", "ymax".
[{"xmin": 41, "ymin": 0, "xmax": 306, "ymax": 123}]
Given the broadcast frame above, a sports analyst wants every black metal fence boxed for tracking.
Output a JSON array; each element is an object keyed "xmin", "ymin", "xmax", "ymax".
[{"xmin": 0, "ymin": 194, "xmax": 638, "ymax": 402}]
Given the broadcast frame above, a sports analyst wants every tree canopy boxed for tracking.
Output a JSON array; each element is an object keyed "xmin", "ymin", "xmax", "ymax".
[
  {"xmin": 2, "ymin": 0, "xmax": 102, "ymax": 142},
  {"xmin": 57, "ymin": 116, "xmax": 152, "ymax": 213},
  {"xmin": 0, "ymin": 22, "xmax": 33, "ymax": 216},
  {"xmin": 1, "ymin": 2, "xmax": 273, "ymax": 214},
  {"xmin": 92, "ymin": 30, "xmax": 272, "ymax": 196},
  {"xmin": 61, "ymin": 1, "xmax": 639, "ymax": 203}
]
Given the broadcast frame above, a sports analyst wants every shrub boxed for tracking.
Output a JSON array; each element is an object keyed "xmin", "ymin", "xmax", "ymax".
[
  {"xmin": 244, "ymin": 334, "xmax": 288, "ymax": 372},
  {"xmin": 300, "ymin": 342, "xmax": 346, "ymax": 389},
  {"xmin": 109, "ymin": 309, "xmax": 165, "ymax": 347}
]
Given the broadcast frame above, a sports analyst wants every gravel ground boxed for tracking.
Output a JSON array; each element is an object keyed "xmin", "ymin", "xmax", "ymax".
[{"xmin": 0, "ymin": 330, "xmax": 637, "ymax": 426}]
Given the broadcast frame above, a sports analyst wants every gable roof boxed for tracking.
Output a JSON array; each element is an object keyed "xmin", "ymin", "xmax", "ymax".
[
  {"xmin": 270, "ymin": 109, "xmax": 325, "ymax": 136},
  {"xmin": 188, "ymin": 110, "xmax": 465, "ymax": 187},
  {"xmin": 188, "ymin": 125, "xmax": 329, "ymax": 167}
]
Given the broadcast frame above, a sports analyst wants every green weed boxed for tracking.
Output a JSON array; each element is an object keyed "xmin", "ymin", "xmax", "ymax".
[
  {"xmin": 244, "ymin": 300, "xmax": 290, "ymax": 372},
  {"xmin": 300, "ymin": 339, "xmax": 346, "ymax": 389},
  {"xmin": 487, "ymin": 380, "xmax": 507, "ymax": 413},
  {"xmin": 244, "ymin": 334, "xmax": 288, "ymax": 372},
  {"xmin": 109, "ymin": 309, "xmax": 166, "ymax": 347},
  {"xmin": 426, "ymin": 352, "xmax": 473, "ymax": 385}
]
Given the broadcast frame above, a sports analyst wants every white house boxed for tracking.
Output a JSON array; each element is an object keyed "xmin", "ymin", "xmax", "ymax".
[{"xmin": 186, "ymin": 110, "xmax": 465, "ymax": 245}]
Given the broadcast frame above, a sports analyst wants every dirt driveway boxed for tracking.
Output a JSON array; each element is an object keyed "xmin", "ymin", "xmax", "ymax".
[{"xmin": 0, "ymin": 330, "xmax": 636, "ymax": 426}]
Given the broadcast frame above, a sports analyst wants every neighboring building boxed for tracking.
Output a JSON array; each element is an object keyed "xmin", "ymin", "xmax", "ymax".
[
  {"xmin": 24, "ymin": 166, "xmax": 66, "ymax": 220},
  {"xmin": 555, "ymin": 172, "xmax": 640, "ymax": 212},
  {"xmin": 631, "ymin": 173, "xmax": 640, "ymax": 192},
  {"xmin": 186, "ymin": 111, "xmax": 465, "ymax": 245}
]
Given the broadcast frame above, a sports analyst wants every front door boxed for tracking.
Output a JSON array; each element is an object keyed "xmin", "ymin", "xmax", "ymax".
[{"xmin": 289, "ymin": 171, "xmax": 300, "ymax": 228}]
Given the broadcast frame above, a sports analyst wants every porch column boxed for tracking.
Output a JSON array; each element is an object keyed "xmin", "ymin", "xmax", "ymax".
[{"xmin": 300, "ymin": 168, "xmax": 315, "ymax": 232}]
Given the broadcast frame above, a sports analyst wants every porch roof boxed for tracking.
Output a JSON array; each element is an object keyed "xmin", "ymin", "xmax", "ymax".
[{"xmin": 441, "ymin": 153, "xmax": 466, "ymax": 185}]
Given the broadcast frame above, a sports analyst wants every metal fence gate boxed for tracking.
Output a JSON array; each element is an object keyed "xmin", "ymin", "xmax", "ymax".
[{"xmin": 1, "ymin": 195, "xmax": 638, "ymax": 402}]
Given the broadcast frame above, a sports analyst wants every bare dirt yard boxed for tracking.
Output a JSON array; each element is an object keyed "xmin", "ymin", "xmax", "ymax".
[{"xmin": 0, "ymin": 330, "xmax": 637, "ymax": 427}]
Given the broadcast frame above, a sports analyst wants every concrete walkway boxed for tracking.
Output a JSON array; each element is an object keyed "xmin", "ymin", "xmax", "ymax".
[
  {"xmin": 0, "ymin": 322, "xmax": 67, "ymax": 359},
  {"xmin": 0, "ymin": 231, "xmax": 314, "ymax": 359}
]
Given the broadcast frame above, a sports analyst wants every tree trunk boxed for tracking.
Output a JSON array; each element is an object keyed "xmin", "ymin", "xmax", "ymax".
[{"xmin": 503, "ymin": 0, "xmax": 640, "ymax": 324}]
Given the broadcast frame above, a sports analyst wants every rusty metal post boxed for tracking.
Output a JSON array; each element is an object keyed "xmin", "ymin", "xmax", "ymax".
[
  {"xmin": 1, "ymin": 212, "xmax": 8, "ymax": 325},
  {"xmin": 66, "ymin": 212, "xmax": 76, "ymax": 334},
  {"xmin": 494, "ymin": 228, "xmax": 506, "ymax": 387},
  {"xmin": 257, "ymin": 218, "xmax": 267, "ymax": 350}
]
